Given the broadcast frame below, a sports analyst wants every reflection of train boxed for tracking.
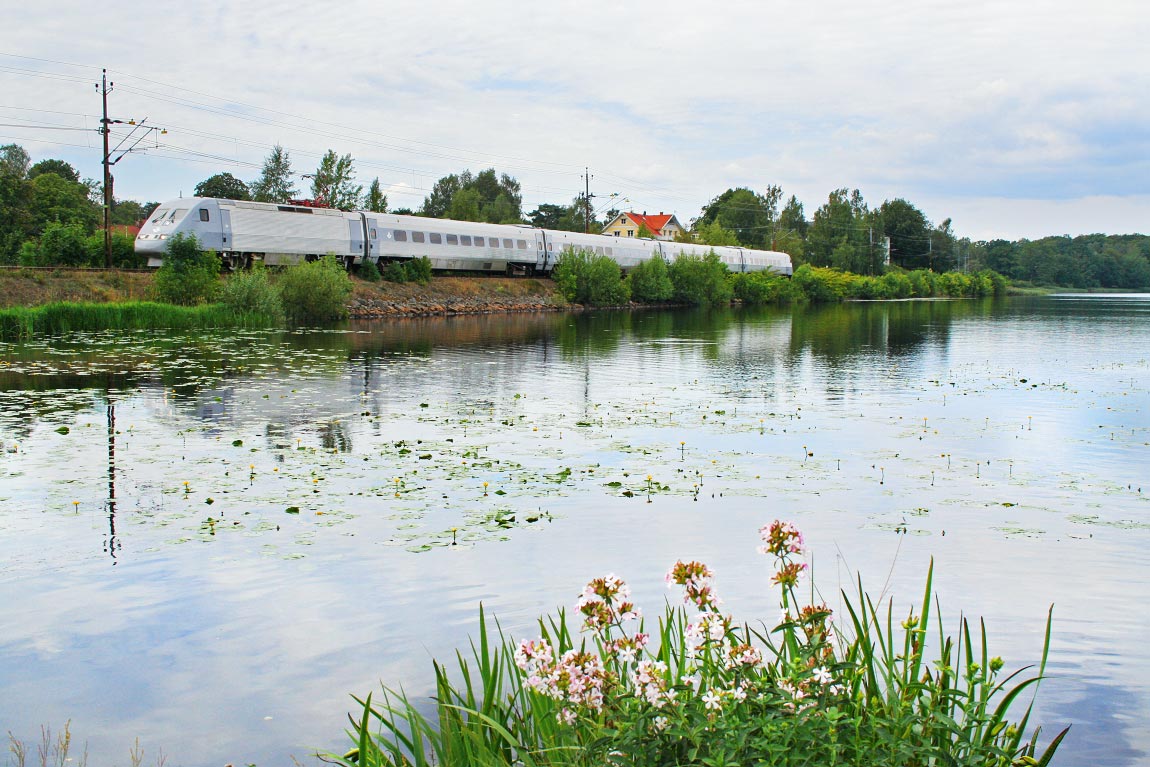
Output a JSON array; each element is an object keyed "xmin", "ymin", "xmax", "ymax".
[{"xmin": 135, "ymin": 197, "xmax": 793, "ymax": 276}]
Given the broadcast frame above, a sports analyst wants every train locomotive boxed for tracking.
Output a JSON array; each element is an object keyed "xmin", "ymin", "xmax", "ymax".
[{"xmin": 134, "ymin": 197, "xmax": 793, "ymax": 276}]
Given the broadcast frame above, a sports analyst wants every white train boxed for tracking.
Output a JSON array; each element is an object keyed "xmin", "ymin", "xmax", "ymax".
[{"xmin": 134, "ymin": 197, "xmax": 793, "ymax": 276}]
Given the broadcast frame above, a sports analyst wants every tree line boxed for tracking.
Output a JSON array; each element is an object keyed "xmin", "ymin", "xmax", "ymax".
[{"xmin": 3, "ymin": 139, "xmax": 1147, "ymax": 288}]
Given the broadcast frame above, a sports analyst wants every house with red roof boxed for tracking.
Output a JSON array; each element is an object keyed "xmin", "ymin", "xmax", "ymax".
[{"xmin": 601, "ymin": 211, "xmax": 685, "ymax": 241}]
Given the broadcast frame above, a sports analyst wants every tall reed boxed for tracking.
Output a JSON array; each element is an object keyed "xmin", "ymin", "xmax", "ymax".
[{"xmin": 0, "ymin": 301, "xmax": 280, "ymax": 341}]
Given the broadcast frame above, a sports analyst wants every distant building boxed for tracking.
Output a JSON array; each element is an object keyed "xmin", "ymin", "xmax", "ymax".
[{"xmin": 601, "ymin": 211, "xmax": 685, "ymax": 241}]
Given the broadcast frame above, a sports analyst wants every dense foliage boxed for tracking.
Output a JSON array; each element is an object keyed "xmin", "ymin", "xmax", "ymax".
[
  {"xmin": 276, "ymin": 255, "xmax": 353, "ymax": 324},
  {"xmin": 553, "ymin": 248, "xmax": 630, "ymax": 306},
  {"xmin": 219, "ymin": 266, "xmax": 285, "ymax": 323},
  {"xmin": 154, "ymin": 233, "xmax": 220, "ymax": 306},
  {"xmin": 421, "ymin": 169, "xmax": 523, "ymax": 224},
  {"xmin": 0, "ymin": 143, "xmax": 156, "ymax": 266},
  {"xmin": 626, "ymin": 254, "xmax": 674, "ymax": 303},
  {"xmin": 668, "ymin": 252, "xmax": 733, "ymax": 306},
  {"xmin": 332, "ymin": 522, "xmax": 1065, "ymax": 767},
  {"xmin": 194, "ymin": 172, "xmax": 250, "ymax": 201}
]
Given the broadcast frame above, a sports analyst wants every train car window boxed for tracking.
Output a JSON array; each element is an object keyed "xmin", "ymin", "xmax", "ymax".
[
  {"xmin": 412, "ymin": 232, "xmax": 426, "ymax": 243},
  {"xmin": 199, "ymin": 209, "xmax": 210, "ymax": 222},
  {"xmin": 605, "ymin": 247, "xmax": 613, "ymax": 256},
  {"xmin": 474, "ymin": 237, "xmax": 485, "ymax": 247},
  {"xmin": 429, "ymin": 233, "xmax": 442, "ymax": 244},
  {"xmin": 503, "ymin": 238, "xmax": 514, "ymax": 249},
  {"xmin": 516, "ymin": 239, "xmax": 527, "ymax": 249},
  {"xmin": 460, "ymin": 235, "xmax": 472, "ymax": 245},
  {"xmin": 595, "ymin": 246, "xmax": 604, "ymax": 255},
  {"xmin": 446, "ymin": 234, "xmax": 459, "ymax": 245},
  {"xmin": 394, "ymin": 230, "xmax": 408, "ymax": 242}
]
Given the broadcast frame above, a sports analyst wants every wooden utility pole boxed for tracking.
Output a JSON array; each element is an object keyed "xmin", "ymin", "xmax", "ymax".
[
  {"xmin": 98, "ymin": 69, "xmax": 113, "ymax": 268},
  {"xmin": 583, "ymin": 168, "xmax": 593, "ymax": 234}
]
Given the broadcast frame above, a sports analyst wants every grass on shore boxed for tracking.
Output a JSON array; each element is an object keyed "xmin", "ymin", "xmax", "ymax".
[{"xmin": 0, "ymin": 301, "xmax": 279, "ymax": 341}]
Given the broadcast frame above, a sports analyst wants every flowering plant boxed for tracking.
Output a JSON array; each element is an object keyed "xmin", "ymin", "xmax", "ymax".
[{"xmin": 337, "ymin": 521, "xmax": 1067, "ymax": 767}]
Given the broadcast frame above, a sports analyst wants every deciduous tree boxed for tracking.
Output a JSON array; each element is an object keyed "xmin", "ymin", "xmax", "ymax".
[
  {"xmin": 194, "ymin": 172, "xmax": 251, "ymax": 200},
  {"xmin": 249, "ymin": 145, "xmax": 297, "ymax": 203},
  {"xmin": 311, "ymin": 150, "xmax": 362, "ymax": 210},
  {"xmin": 365, "ymin": 178, "xmax": 388, "ymax": 213}
]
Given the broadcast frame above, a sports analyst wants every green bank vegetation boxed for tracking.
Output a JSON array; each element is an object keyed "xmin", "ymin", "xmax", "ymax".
[
  {"xmin": 0, "ymin": 235, "xmax": 353, "ymax": 340},
  {"xmin": 332, "ymin": 521, "xmax": 1066, "ymax": 766},
  {"xmin": 552, "ymin": 248, "xmax": 1008, "ymax": 308}
]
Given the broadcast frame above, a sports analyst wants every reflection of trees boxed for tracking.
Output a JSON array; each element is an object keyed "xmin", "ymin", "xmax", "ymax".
[{"xmin": 786, "ymin": 300, "xmax": 976, "ymax": 362}]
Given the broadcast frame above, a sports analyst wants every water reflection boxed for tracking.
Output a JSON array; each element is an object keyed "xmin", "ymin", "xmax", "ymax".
[{"xmin": 1, "ymin": 298, "xmax": 1148, "ymax": 766}]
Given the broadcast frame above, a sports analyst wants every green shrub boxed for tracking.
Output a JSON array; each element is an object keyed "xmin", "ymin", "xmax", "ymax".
[
  {"xmin": 35, "ymin": 221, "xmax": 90, "ymax": 266},
  {"xmin": 553, "ymin": 248, "xmax": 630, "ymax": 306},
  {"xmin": 981, "ymin": 269, "xmax": 1010, "ymax": 296},
  {"xmin": 405, "ymin": 256, "xmax": 433, "ymax": 284},
  {"xmin": 359, "ymin": 258, "xmax": 382, "ymax": 283},
  {"xmin": 155, "ymin": 233, "xmax": 221, "ymax": 305},
  {"xmin": 790, "ymin": 264, "xmax": 851, "ymax": 302},
  {"xmin": 627, "ymin": 254, "xmax": 674, "ymax": 303},
  {"xmin": 731, "ymin": 271, "xmax": 792, "ymax": 304},
  {"xmin": 85, "ymin": 230, "xmax": 143, "ymax": 268},
  {"xmin": 15, "ymin": 240, "xmax": 37, "ymax": 267},
  {"xmin": 668, "ymin": 251, "xmax": 732, "ymax": 305},
  {"xmin": 881, "ymin": 271, "xmax": 913, "ymax": 298},
  {"xmin": 277, "ymin": 255, "xmax": 352, "ymax": 324},
  {"xmin": 907, "ymin": 269, "xmax": 935, "ymax": 297},
  {"xmin": 220, "ymin": 266, "xmax": 285, "ymax": 324},
  {"xmin": 383, "ymin": 260, "xmax": 409, "ymax": 283}
]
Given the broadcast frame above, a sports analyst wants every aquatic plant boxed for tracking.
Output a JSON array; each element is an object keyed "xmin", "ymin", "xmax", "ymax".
[{"xmin": 332, "ymin": 522, "xmax": 1066, "ymax": 766}]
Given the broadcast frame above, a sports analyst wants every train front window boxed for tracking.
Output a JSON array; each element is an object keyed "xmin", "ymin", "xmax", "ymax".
[
  {"xmin": 170, "ymin": 209, "xmax": 188, "ymax": 222},
  {"xmin": 149, "ymin": 209, "xmax": 169, "ymax": 223}
]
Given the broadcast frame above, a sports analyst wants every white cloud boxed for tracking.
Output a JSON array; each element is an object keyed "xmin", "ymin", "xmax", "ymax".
[{"xmin": 1, "ymin": 0, "xmax": 1147, "ymax": 238}]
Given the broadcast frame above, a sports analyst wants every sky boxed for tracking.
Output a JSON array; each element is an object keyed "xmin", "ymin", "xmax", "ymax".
[{"xmin": 1, "ymin": 0, "xmax": 1147, "ymax": 241}]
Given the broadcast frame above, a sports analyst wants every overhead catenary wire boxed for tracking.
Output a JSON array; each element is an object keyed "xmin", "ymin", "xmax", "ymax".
[{"xmin": 0, "ymin": 52, "xmax": 953, "ymax": 235}]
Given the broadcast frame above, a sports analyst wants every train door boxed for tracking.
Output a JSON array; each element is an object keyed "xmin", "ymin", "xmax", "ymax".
[
  {"xmin": 220, "ymin": 209, "xmax": 233, "ymax": 252},
  {"xmin": 366, "ymin": 218, "xmax": 379, "ymax": 264},
  {"xmin": 348, "ymin": 215, "xmax": 365, "ymax": 265},
  {"xmin": 737, "ymin": 247, "xmax": 746, "ymax": 273},
  {"xmin": 538, "ymin": 230, "xmax": 549, "ymax": 273}
]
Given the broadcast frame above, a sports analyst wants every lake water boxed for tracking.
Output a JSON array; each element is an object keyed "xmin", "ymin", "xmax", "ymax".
[{"xmin": 1, "ymin": 296, "xmax": 1148, "ymax": 766}]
